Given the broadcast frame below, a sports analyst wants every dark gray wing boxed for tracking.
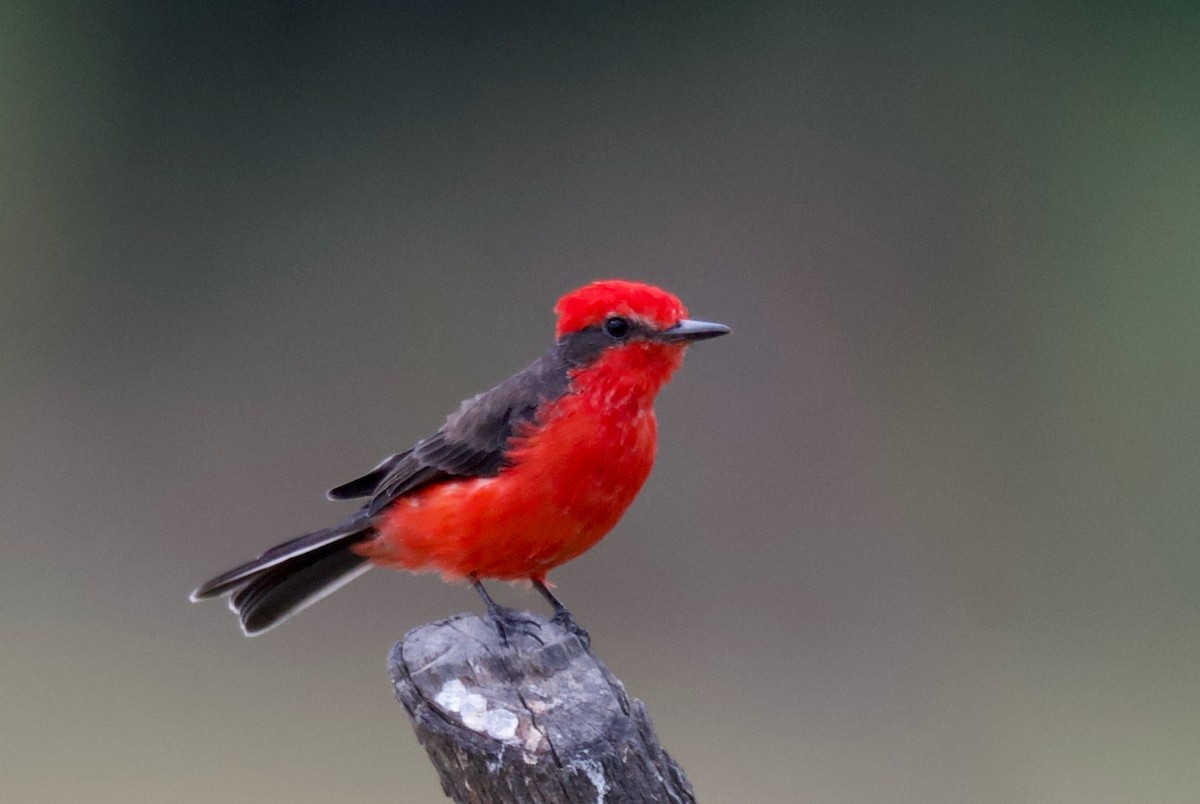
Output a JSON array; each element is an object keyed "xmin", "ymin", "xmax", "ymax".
[
  {"xmin": 327, "ymin": 453, "xmax": 408, "ymax": 500},
  {"xmin": 327, "ymin": 348, "xmax": 573, "ymax": 517}
]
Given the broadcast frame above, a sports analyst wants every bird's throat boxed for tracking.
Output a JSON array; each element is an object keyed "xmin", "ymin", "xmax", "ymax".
[{"xmin": 568, "ymin": 343, "xmax": 684, "ymax": 411}]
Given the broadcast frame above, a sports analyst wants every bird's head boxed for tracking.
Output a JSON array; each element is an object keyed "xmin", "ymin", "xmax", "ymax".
[{"xmin": 553, "ymin": 279, "xmax": 729, "ymax": 399}]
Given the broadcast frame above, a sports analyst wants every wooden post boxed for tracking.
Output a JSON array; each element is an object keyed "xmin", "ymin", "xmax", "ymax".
[{"xmin": 390, "ymin": 610, "xmax": 696, "ymax": 803}]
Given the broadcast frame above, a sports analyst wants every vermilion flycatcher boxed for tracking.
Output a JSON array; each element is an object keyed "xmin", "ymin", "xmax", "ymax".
[{"xmin": 192, "ymin": 279, "xmax": 729, "ymax": 640}]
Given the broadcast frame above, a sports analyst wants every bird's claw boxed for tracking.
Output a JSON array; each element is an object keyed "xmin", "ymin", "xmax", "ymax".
[
  {"xmin": 551, "ymin": 609, "xmax": 592, "ymax": 649},
  {"xmin": 487, "ymin": 606, "xmax": 545, "ymax": 648}
]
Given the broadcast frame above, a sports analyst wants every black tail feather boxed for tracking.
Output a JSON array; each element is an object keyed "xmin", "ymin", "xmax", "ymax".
[
  {"xmin": 191, "ymin": 512, "xmax": 374, "ymax": 635},
  {"xmin": 230, "ymin": 541, "xmax": 371, "ymax": 636},
  {"xmin": 191, "ymin": 512, "xmax": 371, "ymax": 600}
]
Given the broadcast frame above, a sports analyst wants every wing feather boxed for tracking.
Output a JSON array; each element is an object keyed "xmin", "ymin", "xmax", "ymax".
[{"xmin": 329, "ymin": 348, "xmax": 572, "ymax": 517}]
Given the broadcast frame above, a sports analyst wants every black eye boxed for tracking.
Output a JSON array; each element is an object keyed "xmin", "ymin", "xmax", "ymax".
[{"xmin": 604, "ymin": 316, "xmax": 630, "ymax": 338}]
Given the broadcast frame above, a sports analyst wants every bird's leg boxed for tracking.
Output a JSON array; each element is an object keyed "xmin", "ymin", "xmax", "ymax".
[
  {"xmin": 471, "ymin": 575, "xmax": 542, "ymax": 647},
  {"xmin": 532, "ymin": 578, "xmax": 591, "ymax": 649}
]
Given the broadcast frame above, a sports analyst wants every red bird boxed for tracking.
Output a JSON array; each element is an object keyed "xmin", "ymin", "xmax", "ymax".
[{"xmin": 192, "ymin": 280, "xmax": 729, "ymax": 640}]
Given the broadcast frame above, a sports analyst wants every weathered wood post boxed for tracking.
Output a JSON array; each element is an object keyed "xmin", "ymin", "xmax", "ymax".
[{"xmin": 390, "ymin": 610, "xmax": 695, "ymax": 803}]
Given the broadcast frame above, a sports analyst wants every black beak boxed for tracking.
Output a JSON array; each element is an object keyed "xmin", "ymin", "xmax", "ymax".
[{"xmin": 660, "ymin": 318, "xmax": 732, "ymax": 343}]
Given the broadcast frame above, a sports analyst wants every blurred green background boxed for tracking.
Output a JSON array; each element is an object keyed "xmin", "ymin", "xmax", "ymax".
[{"xmin": 2, "ymin": 2, "xmax": 1198, "ymax": 802}]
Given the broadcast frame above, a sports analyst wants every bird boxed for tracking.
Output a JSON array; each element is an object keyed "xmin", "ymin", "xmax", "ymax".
[{"xmin": 191, "ymin": 279, "xmax": 729, "ymax": 642}]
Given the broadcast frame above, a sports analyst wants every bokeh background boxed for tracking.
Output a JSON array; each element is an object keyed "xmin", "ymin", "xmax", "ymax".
[{"xmin": 3, "ymin": 2, "xmax": 1198, "ymax": 802}]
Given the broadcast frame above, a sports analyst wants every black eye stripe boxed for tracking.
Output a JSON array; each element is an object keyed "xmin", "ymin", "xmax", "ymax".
[{"xmin": 557, "ymin": 318, "xmax": 661, "ymax": 367}]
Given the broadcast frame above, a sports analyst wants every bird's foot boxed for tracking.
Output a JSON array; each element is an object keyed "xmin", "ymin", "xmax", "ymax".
[
  {"xmin": 551, "ymin": 609, "xmax": 592, "ymax": 649},
  {"xmin": 487, "ymin": 605, "xmax": 545, "ymax": 649}
]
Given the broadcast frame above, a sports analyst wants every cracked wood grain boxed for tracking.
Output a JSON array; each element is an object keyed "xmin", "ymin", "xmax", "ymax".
[{"xmin": 390, "ymin": 611, "xmax": 696, "ymax": 803}]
